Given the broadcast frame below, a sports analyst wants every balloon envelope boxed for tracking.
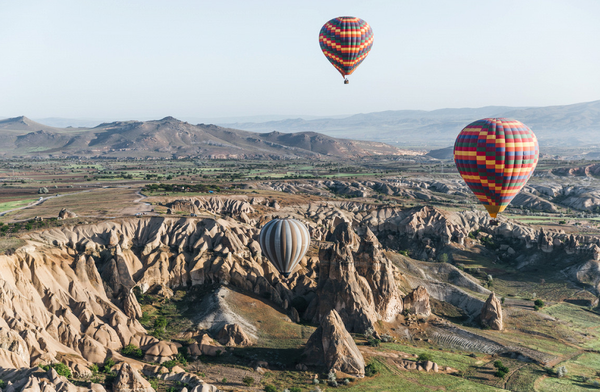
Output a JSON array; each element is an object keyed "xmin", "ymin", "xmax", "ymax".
[
  {"xmin": 453, "ymin": 118, "xmax": 539, "ymax": 218},
  {"xmin": 259, "ymin": 218, "xmax": 311, "ymax": 278},
  {"xmin": 319, "ymin": 16, "xmax": 374, "ymax": 79}
]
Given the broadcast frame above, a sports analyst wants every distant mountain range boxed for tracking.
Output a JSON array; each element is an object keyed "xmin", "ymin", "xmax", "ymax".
[
  {"xmin": 2, "ymin": 100, "xmax": 598, "ymax": 158},
  {"xmin": 0, "ymin": 116, "xmax": 407, "ymax": 159},
  {"xmin": 219, "ymin": 100, "xmax": 600, "ymax": 148}
]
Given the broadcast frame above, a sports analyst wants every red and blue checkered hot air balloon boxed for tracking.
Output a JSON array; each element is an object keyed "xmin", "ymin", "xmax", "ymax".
[
  {"xmin": 319, "ymin": 16, "xmax": 374, "ymax": 84},
  {"xmin": 454, "ymin": 118, "xmax": 539, "ymax": 219}
]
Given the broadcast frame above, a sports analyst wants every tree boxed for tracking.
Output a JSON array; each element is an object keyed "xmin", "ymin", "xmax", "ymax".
[
  {"xmin": 534, "ymin": 299, "xmax": 544, "ymax": 308},
  {"xmin": 154, "ymin": 316, "xmax": 168, "ymax": 333},
  {"xmin": 121, "ymin": 344, "xmax": 143, "ymax": 359},
  {"xmin": 557, "ymin": 366, "xmax": 568, "ymax": 378},
  {"xmin": 365, "ymin": 363, "xmax": 378, "ymax": 377}
]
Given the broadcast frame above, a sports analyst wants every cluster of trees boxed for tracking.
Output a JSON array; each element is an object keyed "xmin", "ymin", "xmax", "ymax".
[{"xmin": 143, "ymin": 183, "xmax": 220, "ymax": 193}]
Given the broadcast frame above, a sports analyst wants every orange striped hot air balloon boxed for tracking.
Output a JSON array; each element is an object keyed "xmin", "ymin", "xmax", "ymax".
[
  {"xmin": 319, "ymin": 16, "xmax": 374, "ymax": 84},
  {"xmin": 454, "ymin": 118, "xmax": 539, "ymax": 219}
]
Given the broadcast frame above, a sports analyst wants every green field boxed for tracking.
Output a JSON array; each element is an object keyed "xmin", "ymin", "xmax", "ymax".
[
  {"xmin": 0, "ymin": 198, "xmax": 38, "ymax": 213},
  {"xmin": 384, "ymin": 343, "xmax": 480, "ymax": 371},
  {"xmin": 345, "ymin": 359, "xmax": 507, "ymax": 392}
]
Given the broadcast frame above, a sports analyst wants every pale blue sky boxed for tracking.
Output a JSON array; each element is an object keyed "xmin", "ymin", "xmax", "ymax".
[{"xmin": 1, "ymin": 0, "xmax": 599, "ymax": 120}]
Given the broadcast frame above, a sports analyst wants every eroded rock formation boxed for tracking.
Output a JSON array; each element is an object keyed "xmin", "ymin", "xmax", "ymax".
[
  {"xmin": 114, "ymin": 363, "xmax": 155, "ymax": 392},
  {"xmin": 480, "ymin": 293, "xmax": 503, "ymax": 331},
  {"xmin": 303, "ymin": 309, "xmax": 365, "ymax": 376},
  {"xmin": 403, "ymin": 286, "xmax": 431, "ymax": 318},
  {"xmin": 58, "ymin": 208, "xmax": 77, "ymax": 219},
  {"xmin": 216, "ymin": 323, "xmax": 253, "ymax": 347},
  {"xmin": 305, "ymin": 223, "xmax": 403, "ymax": 333}
]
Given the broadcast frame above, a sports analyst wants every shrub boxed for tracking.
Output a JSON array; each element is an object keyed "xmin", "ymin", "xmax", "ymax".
[
  {"xmin": 103, "ymin": 358, "xmax": 116, "ymax": 374},
  {"xmin": 399, "ymin": 250, "xmax": 409, "ymax": 256},
  {"xmin": 162, "ymin": 360, "xmax": 178, "ymax": 370},
  {"xmin": 329, "ymin": 380, "xmax": 338, "ymax": 387},
  {"xmin": 368, "ymin": 337, "xmax": 381, "ymax": 347},
  {"xmin": 493, "ymin": 360, "xmax": 509, "ymax": 374},
  {"xmin": 328, "ymin": 371, "xmax": 337, "ymax": 382},
  {"xmin": 534, "ymin": 299, "xmax": 545, "ymax": 308},
  {"xmin": 363, "ymin": 327, "xmax": 375, "ymax": 339},
  {"xmin": 89, "ymin": 364, "xmax": 99, "ymax": 375},
  {"xmin": 221, "ymin": 378, "xmax": 227, "ymax": 383},
  {"xmin": 121, "ymin": 344, "xmax": 143, "ymax": 359},
  {"xmin": 154, "ymin": 316, "xmax": 168, "ymax": 332},
  {"xmin": 365, "ymin": 362, "xmax": 378, "ymax": 377},
  {"xmin": 148, "ymin": 379, "xmax": 158, "ymax": 390},
  {"xmin": 166, "ymin": 387, "xmax": 176, "ymax": 392},
  {"xmin": 289, "ymin": 388, "xmax": 302, "ymax": 392},
  {"xmin": 312, "ymin": 378, "xmax": 320, "ymax": 384},
  {"xmin": 50, "ymin": 362, "xmax": 72, "ymax": 378},
  {"xmin": 417, "ymin": 353, "xmax": 433, "ymax": 362},
  {"xmin": 242, "ymin": 376, "xmax": 254, "ymax": 386},
  {"xmin": 380, "ymin": 333, "xmax": 393, "ymax": 343},
  {"xmin": 557, "ymin": 366, "xmax": 568, "ymax": 378},
  {"xmin": 439, "ymin": 253, "xmax": 449, "ymax": 263},
  {"xmin": 534, "ymin": 305, "xmax": 540, "ymax": 311},
  {"xmin": 175, "ymin": 352, "xmax": 188, "ymax": 366},
  {"xmin": 264, "ymin": 385, "xmax": 277, "ymax": 392},
  {"xmin": 501, "ymin": 297, "xmax": 505, "ymax": 304}
]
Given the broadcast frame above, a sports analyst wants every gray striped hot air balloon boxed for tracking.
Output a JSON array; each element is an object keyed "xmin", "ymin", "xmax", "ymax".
[{"xmin": 259, "ymin": 218, "xmax": 311, "ymax": 278}]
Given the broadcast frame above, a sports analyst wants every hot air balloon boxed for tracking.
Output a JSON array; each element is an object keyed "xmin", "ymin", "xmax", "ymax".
[
  {"xmin": 259, "ymin": 218, "xmax": 311, "ymax": 278},
  {"xmin": 319, "ymin": 16, "xmax": 374, "ymax": 84},
  {"xmin": 454, "ymin": 118, "xmax": 539, "ymax": 219}
]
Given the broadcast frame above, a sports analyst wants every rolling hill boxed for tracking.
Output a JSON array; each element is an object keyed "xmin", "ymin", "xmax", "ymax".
[
  {"xmin": 0, "ymin": 116, "xmax": 408, "ymax": 159},
  {"xmin": 220, "ymin": 100, "xmax": 600, "ymax": 148}
]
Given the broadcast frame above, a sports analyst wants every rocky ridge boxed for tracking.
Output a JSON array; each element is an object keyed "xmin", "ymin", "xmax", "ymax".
[{"xmin": 0, "ymin": 195, "xmax": 598, "ymax": 384}]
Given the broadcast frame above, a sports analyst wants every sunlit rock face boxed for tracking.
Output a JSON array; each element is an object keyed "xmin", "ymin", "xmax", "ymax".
[{"xmin": 302, "ymin": 309, "xmax": 365, "ymax": 377}]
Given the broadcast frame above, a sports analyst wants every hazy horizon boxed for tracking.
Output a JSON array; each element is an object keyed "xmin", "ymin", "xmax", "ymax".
[{"xmin": 2, "ymin": 0, "xmax": 599, "ymax": 120}]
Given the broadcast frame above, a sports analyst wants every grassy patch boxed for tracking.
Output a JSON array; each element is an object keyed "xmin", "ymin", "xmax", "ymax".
[
  {"xmin": 223, "ymin": 288, "xmax": 315, "ymax": 349},
  {"xmin": 0, "ymin": 198, "xmax": 38, "ymax": 213},
  {"xmin": 138, "ymin": 289, "xmax": 193, "ymax": 341},
  {"xmin": 384, "ymin": 343, "xmax": 479, "ymax": 371},
  {"xmin": 0, "ymin": 237, "xmax": 27, "ymax": 254},
  {"xmin": 537, "ymin": 375, "xmax": 600, "ymax": 392},
  {"xmin": 544, "ymin": 303, "xmax": 600, "ymax": 329},
  {"xmin": 344, "ymin": 358, "xmax": 507, "ymax": 392}
]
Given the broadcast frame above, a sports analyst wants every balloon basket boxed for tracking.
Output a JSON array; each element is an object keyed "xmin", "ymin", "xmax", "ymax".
[{"xmin": 344, "ymin": 79, "xmax": 349, "ymax": 84}]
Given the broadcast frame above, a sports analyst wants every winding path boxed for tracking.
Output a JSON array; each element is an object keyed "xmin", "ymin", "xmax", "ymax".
[{"xmin": 0, "ymin": 189, "xmax": 94, "ymax": 217}]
